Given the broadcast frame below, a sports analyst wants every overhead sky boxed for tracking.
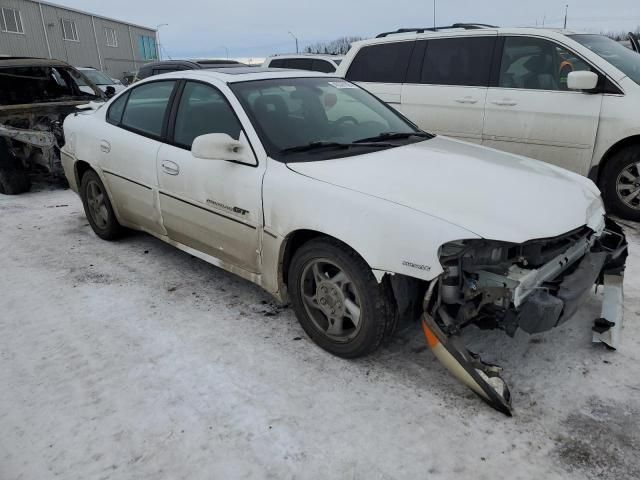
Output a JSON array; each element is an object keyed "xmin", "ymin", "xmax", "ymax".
[{"xmin": 47, "ymin": 0, "xmax": 639, "ymax": 60}]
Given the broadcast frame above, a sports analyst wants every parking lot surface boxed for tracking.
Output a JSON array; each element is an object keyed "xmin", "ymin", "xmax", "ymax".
[{"xmin": 2, "ymin": 185, "xmax": 640, "ymax": 480}]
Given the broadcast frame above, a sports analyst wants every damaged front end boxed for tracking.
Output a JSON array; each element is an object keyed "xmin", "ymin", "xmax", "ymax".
[{"xmin": 422, "ymin": 217, "xmax": 628, "ymax": 416}]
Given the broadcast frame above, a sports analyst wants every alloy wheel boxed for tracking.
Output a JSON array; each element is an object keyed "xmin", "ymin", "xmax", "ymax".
[
  {"xmin": 299, "ymin": 258, "xmax": 363, "ymax": 342},
  {"xmin": 86, "ymin": 180, "xmax": 109, "ymax": 229},
  {"xmin": 616, "ymin": 162, "xmax": 640, "ymax": 210}
]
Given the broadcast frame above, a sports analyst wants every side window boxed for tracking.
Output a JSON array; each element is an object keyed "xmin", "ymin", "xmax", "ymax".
[
  {"xmin": 106, "ymin": 92, "xmax": 129, "ymax": 125},
  {"xmin": 345, "ymin": 42, "xmax": 414, "ymax": 83},
  {"xmin": 120, "ymin": 81, "xmax": 175, "ymax": 137},
  {"xmin": 173, "ymin": 82, "xmax": 242, "ymax": 148},
  {"xmin": 499, "ymin": 37, "xmax": 593, "ymax": 91},
  {"xmin": 269, "ymin": 59, "xmax": 286, "ymax": 68},
  {"xmin": 421, "ymin": 37, "xmax": 495, "ymax": 87},
  {"xmin": 287, "ymin": 58, "xmax": 313, "ymax": 71},
  {"xmin": 312, "ymin": 59, "xmax": 335, "ymax": 73}
]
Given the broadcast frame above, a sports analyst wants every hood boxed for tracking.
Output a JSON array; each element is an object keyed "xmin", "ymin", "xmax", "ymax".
[{"xmin": 287, "ymin": 136, "xmax": 604, "ymax": 243}]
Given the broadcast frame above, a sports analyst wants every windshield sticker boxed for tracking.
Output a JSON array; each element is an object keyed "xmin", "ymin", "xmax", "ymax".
[{"xmin": 328, "ymin": 81, "xmax": 357, "ymax": 89}]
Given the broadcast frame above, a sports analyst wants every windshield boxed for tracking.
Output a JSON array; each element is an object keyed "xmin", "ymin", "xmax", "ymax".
[
  {"xmin": 230, "ymin": 77, "xmax": 429, "ymax": 162},
  {"xmin": 570, "ymin": 34, "xmax": 640, "ymax": 85},
  {"xmin": 0, "ymin": 66, "xmax": 101, "ymax": 105},
  {"xmin": 81, "ymin": 69, "xmax": 113, "ymax": 85}
]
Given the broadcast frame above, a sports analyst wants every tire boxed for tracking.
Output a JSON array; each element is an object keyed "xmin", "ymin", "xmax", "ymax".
[
  {"xmin": 80, "ymin": 170, "xmax": 123, "ymax": 240},
  {"xmin": 288, "ymin": 237, "xmax": 396, "ymax": 358},
  {"xmin": 0, "ymin": 141, "xmax": 30, "ymax": 195},
  {"xmin": 601, "ymin": 145, "xmax": 640, "ymax": 221}
]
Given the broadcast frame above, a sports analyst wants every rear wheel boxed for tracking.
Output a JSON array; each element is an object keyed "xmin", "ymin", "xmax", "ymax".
[
  {"xmin": 601, "ymin": 145, "xmax": 640, "ymax": 221},
  {"xmin": 288, "ymin": 237, "xmax": 396, "ymax": 358},
  {"xmin": 80, "ymin": 170, "xmax": 123, "ymax": 240}
]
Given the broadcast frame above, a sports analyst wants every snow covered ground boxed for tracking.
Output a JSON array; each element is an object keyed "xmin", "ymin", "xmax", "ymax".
[{"xmin": 1, "ymin": 183, "xmax": 639, "ymax": 480}]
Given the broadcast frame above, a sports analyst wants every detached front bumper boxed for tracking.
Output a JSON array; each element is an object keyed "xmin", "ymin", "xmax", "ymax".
[{"xmin": 422, "ymin": 217, "xmax": 628, "ymax": 416}]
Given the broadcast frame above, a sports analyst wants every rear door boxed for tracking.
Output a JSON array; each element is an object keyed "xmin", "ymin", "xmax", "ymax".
[
  {"xmin": 399, "ymin": 35, "xmax": 496, "ymax": 143},
  {"xmin": 99, "ymin": 80, "xmax": 177, "ymax": 234},
  {"xmin": 345, "ymin": 41, "xmax": 414, "ymax": 105},
  {"xmin": 156, "ymin": 80, "xmax": 264, "ymax": 273},
  {"xmin": 483, "ymin": 36, "xmax": 603, "ymax": 174}
]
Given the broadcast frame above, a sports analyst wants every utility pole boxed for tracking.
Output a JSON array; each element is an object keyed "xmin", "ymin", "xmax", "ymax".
[
  {"xmin": 156, "ymin": 23, "xmax": 168, "ymax": 61},
  {"xmin": 288, "ymin": 31, "xmax": 299, "ymax": 53},
  {"xmin": 564, "ymin": 4, "xmax": 568, "ymax": 29},
  {"xmin": 433, "ymin": 0, "xmax": 436, "ymax": 29},
  {"xmin": 221, "ymin": 46, "xmax": 229, "ymax": 59}
]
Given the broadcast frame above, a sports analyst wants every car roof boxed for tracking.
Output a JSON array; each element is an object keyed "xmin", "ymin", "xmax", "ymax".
[
  {"xmin": 0, "ymin": 57, "xmax": 73, "ymax": 68},
  {"xmin": 151, "ymin": 67, "xmax": 332, "ymax": 84},
  {"xmin": 352, "ymin": 26, "xmax": 589, "ymax": 47}
]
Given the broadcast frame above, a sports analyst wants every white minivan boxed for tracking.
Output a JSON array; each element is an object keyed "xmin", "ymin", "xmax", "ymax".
[{"xmin": 337, "ymin": 25, "xmax": 640, "ymax": 220}]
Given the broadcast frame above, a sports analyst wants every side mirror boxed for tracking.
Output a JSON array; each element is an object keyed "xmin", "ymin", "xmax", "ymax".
[
  {"xmin": 191, "ymin": 133, "xmax": 255, "ymax": 165},
  {"xmin": 567, "ymin": 71, "xmax": 599, "ymax": 91},
  {"xmin": 105, "ymin": 86, "xmax": 116, "ymax": 98}
]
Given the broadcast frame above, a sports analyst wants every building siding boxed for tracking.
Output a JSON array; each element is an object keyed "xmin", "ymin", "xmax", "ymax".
[{"xmin": 0, "ymin": 0, "xmax": 156, "ymax": 79}]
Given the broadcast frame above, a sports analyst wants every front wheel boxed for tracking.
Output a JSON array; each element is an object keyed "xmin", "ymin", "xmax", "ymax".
[
  {"xmin": 288, "ymin": 238, "xmax": 396, "ymax": 358},
  {"xmin": 601, "ymin": 145, "xmax": 640, "ymax": 221},
  {"xmin": 80, "ymin": 170, "xmax": 123, "ymax": 240}
]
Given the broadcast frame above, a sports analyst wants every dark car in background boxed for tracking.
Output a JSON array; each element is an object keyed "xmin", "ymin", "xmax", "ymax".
[
  {"xmin": 0, "ymin": 57, "xmax": 104, "ymax": 194},
  {"xmin": 135, "ymin": 59, "xmax": 246, "ymax": 80}
]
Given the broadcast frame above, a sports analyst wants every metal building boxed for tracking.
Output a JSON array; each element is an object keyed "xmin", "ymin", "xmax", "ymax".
[{"xmin": 0, "ymin": 0, "xmax": 157, "ymax": 80}]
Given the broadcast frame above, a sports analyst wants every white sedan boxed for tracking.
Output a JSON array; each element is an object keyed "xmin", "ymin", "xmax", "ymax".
[{"xmin": 61, "ymin": 68, "xmax": 627, "ymax": 415}]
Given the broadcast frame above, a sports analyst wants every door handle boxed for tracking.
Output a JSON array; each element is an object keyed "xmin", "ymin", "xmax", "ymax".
[
  {"xmin": 161, "ymin": 160, "xmax": 180, "ymax": 176},
  {"xmin": 100, "ymin": 140, "xmax": 111, "ymax": 153},
  {"xmin": 454, "ymin": 97, "xmax": 478, "ymax": 104},
  {"xmin": 491, "ymin": 99, "xmax": 518, "ymax": 106}
]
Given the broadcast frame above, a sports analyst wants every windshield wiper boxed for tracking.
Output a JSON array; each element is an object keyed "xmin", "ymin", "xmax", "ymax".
[
  {"xmin": 353, "ymin": 131, "xmax": 431, "ymax": 143},
  {"xmin": 279, "ymin": 141, "xmax": 394, "ymax": 155}
]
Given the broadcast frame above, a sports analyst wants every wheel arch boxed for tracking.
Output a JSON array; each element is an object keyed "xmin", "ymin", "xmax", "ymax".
[
  {"xmin": 592, "ymin": 135, "xmax": 640, "ymax": 185},
  {"xmin": 74, "ymin": 159, "xmax": 93, "ymax": 187},
  {"xmin": 279, "ymin": 229, "xmax": 374, "ymax": 290}
]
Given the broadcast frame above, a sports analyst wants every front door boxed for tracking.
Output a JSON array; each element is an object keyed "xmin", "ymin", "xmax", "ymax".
[
  {"xmin": 483, "ymin": 36, "xmax": 603, "ymax": 175},
  {"xmin": 156, "ymin": 81, "xmax": 264, "ymax": 273},
  {"xmin": 98, "ymin": 80, "xmax": 178, "ymax": 234}
]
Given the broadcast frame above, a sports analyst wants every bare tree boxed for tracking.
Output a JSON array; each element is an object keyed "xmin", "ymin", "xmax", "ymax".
[
  {"xmin": 603, "ymin": 27, "xmax": 639, "ymax": 41},
  {"xmin": 304, "ymin": 36, "xmax": 366, "ymax": 55}
]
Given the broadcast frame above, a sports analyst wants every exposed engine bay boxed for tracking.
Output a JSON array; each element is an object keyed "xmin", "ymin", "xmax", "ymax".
[
  {"xmin": 421, "ymin": 217, "xmax": 628, "ymax": 415},
  {"xmin": 0, "ymin": 60, "xmax": 104, "ymax": 194},
  {"xmin": 0, "ymin": 108, "xmax": 71, "ymax": 176}
]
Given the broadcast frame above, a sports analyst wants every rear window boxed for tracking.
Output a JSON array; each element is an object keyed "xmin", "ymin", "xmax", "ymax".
[
  {"xmin": 312, "ymin": 59, "xmax": 335, "ymax": 73},
  {"xmin": 0, "ymin": 66, "xmax": 99, "ymax": 104},
  {"xmin": 287, "ymin": 58, "xmax": 313, "ymax": 70},
  {"xmin": 420, "ymin": 37, "xmax": 495, "ymax": 87},
  {"xmin": 345, "ymin": 41, "xmax": 414, "ymax": 83},
  {"xmin": 269, "ymin": 59, "xmax": 287, "ymax": 68},
  {"xmin": 120, "ymin": 81, "xmax": 176, "ymax": 137}
]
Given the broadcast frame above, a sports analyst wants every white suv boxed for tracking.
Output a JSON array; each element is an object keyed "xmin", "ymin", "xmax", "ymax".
[
  {"xmin": 337, "ymin": 24, "xmax": 640, "ymax": 220},
  {"xmin": 263, "ymin": 54, "xmax": 343, "ymax": 73}
]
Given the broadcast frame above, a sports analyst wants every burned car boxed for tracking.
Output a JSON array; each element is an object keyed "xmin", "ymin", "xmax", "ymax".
[
  {"xmin": 0, "ymin": 58, "xmax": 104, "ymax": 194},
  {"xmin": 60, "ymin": 71, "xmax": 627, "ymax": 415}
]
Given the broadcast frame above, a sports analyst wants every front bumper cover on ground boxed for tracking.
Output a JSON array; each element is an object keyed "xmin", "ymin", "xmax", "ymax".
[{"xmin": 421, "ymin": 217, "xmax": 628, "ymax": 416}]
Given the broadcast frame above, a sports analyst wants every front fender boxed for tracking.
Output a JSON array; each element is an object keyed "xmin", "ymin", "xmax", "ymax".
[{"xmin": 263, "ymin": 161, "xmax": 479, "ymax": 287}]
